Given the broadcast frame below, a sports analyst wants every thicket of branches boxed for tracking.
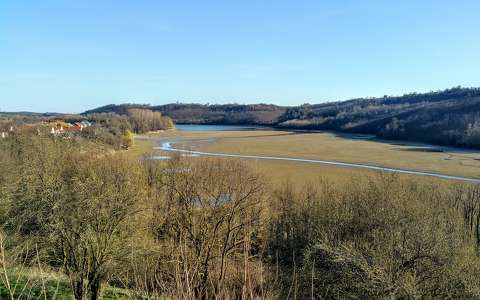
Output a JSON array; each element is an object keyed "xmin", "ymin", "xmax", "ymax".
[
  {"xmin": 1, "ymin": 132, "xmax": 480, "ymax": 299},
  {"xmin": 126, "ymin": 108, "xmax": 174, "ymax": 133},
  {"xmin": 80, "ymin": 109, "xmax": 173, "ymax": 149}
]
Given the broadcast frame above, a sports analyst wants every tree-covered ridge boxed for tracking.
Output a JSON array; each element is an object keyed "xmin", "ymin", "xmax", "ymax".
[
  {"xmin": 84, "ymin": 103, "xmax": 287, "ymax": 125},
  {"xmin": 279, "ymin": 87, "xmax": 480, "ymax": 147},
  {"xmin": 85, "ymin": 86, "xmax": 480, "ymax": 148}
]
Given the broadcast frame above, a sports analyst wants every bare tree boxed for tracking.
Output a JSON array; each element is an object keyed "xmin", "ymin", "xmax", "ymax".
[
  {"xmin": 53, "ymin": 154, "xmax": 145, "ymax": 300},
  {"xmin": 152, "ymin": 157, "xmax": 265, "ymax": 299},
  {"xmin": 127, "ymin": 108, "xmax": 174, "ymax": 133}
]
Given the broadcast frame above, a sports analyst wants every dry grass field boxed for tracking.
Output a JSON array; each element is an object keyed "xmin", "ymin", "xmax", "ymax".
[{"xmin": 131, "ymin": 129, "xmax": 480, "ymax": 186}]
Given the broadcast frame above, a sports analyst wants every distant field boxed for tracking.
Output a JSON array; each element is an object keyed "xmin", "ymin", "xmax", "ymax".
[{"xmin": 132, "ymin": 129, "xmax": 480, "ymax": 186}]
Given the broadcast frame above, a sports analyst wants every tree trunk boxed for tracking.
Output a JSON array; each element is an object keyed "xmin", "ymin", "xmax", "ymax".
[
  {"xmin": 71, "ymin": 278, "xmax": 85, "ymax": 300},
  {"xmin": 89, "ymin": 277, "xmax": 102, "ymax": 300}
]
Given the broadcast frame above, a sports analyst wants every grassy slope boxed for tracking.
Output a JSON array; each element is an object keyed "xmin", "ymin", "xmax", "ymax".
[{"xmin": 0, "ymin": 270, "xmax": 130, "ymax": 300}]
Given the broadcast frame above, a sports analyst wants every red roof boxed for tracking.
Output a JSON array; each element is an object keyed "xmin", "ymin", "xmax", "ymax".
[{"xmin": 64, "ymin": 126, "xmax": 82, "ymax": 132}]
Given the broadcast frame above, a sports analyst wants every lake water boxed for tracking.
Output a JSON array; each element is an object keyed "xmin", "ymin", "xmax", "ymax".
[{"xmin": 176, "ymin": 124, "xmax": 264, "ymax": 131}]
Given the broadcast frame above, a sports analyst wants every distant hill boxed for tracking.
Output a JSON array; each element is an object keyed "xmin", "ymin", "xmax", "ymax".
[
  {"xmin": 83, "ymin": 104, "xmax": 151, "ymax": 116},
  {"xmin": 84, "ymin": 87, "xmax": 480, "ymax": 148},
  {"xmin": 0, "ymin": 111, "xmax": 63, "ymax": 117},
  {"xmin": 83, "ymin": 103, "xmax": 287, "ymax": 125},
  {"xmin": 277, "ymin": 87, "xmax": 480, "ymax": 147}
]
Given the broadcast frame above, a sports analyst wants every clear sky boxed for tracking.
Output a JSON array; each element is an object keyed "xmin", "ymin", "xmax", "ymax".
[{"xmin": 1, "ymin": 0, "xmax": 480, "ymax": 113}]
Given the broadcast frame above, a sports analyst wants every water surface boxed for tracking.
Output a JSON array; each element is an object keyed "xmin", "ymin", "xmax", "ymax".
[{"xmin": 176, "ymin": 124, "xmax": 264, "ymax": 131}]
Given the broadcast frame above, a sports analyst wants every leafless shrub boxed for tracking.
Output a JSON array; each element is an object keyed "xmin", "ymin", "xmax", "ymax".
[
  {"xmin": 138, "ymin": 157, "xmax": 267, "ymax": 299},
  {"xmin": 267, "ymin": 174, "xmax": 480, "ymax": 299}
]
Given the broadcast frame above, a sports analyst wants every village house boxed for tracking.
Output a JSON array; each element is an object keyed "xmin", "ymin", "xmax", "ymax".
[
  {"xmin": 1, "ymin": 125, "xmax": 14, "ymax": 139},
  {"xmin": 80, "ymin": 120, "xmax": 92, "ymax": 127},
  {"xmin": 64, "ymin": 122, "xmax": 83, "ymax": 132},
  {"xmin": 47, "ymin": 119, "xmax": 92, "ymax": 135},
  {"xmin": 50, "ymin": 124, "xmax": 65, "ymax": 134}
]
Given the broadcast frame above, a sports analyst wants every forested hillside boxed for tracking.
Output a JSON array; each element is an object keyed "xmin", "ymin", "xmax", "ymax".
[
  {"xmin": 85, "ymin": 87, "xmax": 480, "ymax": 148},
  {"xmin": 279, "ymin": 87, "xmax": 480, "ymax": 148},
  {"xmin": 84, "ymin": 103, "xmax": 286, "ymax": 125}
]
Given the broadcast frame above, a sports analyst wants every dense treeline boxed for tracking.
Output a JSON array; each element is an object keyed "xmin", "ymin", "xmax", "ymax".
[
  {"xmin": 82, "ymin": 112, "xmax": 133, "ymax": 149},
  {"xmin": 1, "ymin": 132, "xmax": 480, "ymax": 299},
  {"xmin": 86, "ymin": 87, "xmax": 480, "ymax": 148},
  {"xmin": 126, "ymin": 108, "xmax": 174, "ymax": 133},
  {"xmin": 279, "ymin": 87, "xmax": 480, "ymax": 148},
  {"xmin": 153, "ymin": 103, "xmax": 286, "ymax": 125},
  {"xmin": 82, "ymin": 109, "xmax": 173, "ymax": 149},
  {"xmin": 85, "ymin": 103, "xmax": 286, "ymax": 125}
]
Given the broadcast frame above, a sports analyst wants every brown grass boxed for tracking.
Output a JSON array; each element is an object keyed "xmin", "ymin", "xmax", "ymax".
[{"xmin": 131, "ymin": 129, "xmax": 480, "ymax": 186}]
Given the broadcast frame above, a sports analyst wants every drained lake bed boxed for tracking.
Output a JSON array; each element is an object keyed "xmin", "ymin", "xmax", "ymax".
[{"xmin": 134, "ymin": 125, "xmax": 480, "ymax": 184}]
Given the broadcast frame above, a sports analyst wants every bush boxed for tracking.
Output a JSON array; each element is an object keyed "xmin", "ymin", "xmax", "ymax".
[{"xmin": 266, "ymin": 175, "xmax": 480, "ymax": 298}]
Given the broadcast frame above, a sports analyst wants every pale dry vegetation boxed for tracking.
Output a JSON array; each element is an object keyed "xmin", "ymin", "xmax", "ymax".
[
  {"xmin": 1, "ymin": 132, "xmax": 480, "ymax": 299},
  {"xmin": 266, "ymin": 177, "xmax": 480, "ymax": 298}
]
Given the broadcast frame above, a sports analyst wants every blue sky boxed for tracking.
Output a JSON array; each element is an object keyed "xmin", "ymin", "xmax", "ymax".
[{"xmin": 1, "ymin": 0, "xmax": 480, "ymax": 113}]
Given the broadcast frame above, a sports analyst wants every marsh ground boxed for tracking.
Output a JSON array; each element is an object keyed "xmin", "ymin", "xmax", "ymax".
[{"xmin": 131, "ymin": 129, "xmax": 480, "ymax": 186}]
